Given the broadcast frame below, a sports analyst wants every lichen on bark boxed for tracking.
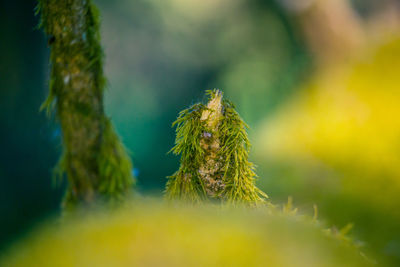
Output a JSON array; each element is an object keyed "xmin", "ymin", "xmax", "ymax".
[
  {"xmin": 37, "ymin": 0, "xmax": 134, "ymax": 209},
  {"xmin": 166, "ymin": 89, "xmax": 267, "ymax": 205}
]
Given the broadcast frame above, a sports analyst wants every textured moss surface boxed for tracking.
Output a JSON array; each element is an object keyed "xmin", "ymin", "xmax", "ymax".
[
  {"xmin": 37, "ymin": 0, "xmax": 134, "ymax": 208},
  {"xmin": 166, "ymin": 90, "xmax": 267, "ymax": 204}
]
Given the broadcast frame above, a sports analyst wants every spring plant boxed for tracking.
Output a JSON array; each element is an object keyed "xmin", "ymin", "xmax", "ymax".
[
  {"xmin": 37, "ymin": 0, "xmax": 134, "ymax": 209},
  {"xmin": 166, "ymin": 89, "xmax": 267, "ymax": 204}
]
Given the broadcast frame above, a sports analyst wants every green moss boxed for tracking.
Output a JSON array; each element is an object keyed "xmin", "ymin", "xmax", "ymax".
[
  {"xmin": 0, "ymin": 200, "xmax": 371, "ymax": 267},
  {"xmin": 166, "ymin": 90, "xmax": 267, "ymax": 204},
  {"xmin": 37, "ymin": 0, "xmax": 134, "ymax": 208}
]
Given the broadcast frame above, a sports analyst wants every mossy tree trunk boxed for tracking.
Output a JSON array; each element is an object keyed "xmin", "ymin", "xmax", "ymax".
[{"xmin": 38, "ymin": 0, "xmax": 134, "ymax": 208}]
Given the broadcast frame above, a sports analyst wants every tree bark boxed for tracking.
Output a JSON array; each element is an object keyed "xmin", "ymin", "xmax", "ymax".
[{"xmin": 38, "ymin": 0, "xmax": 134, "ymax": 208}]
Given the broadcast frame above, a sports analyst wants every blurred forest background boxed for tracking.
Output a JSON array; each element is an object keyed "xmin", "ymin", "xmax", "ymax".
[{"xmin": 1, "ymin": 0, "xmax": 400, "ymax": 265}]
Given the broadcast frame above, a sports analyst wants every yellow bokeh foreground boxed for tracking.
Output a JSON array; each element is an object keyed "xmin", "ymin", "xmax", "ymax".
[
  {"xmin": 0, "ymin": 201, "xmax": 368, "ymax": 267},
  {"xmin": 256, "ymin": 38, "xmax": 400, "ymax": 212}
]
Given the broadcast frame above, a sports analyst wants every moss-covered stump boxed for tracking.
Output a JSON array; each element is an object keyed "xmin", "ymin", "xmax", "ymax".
[
  {"xmin": 37, "ymin": 0, "xmax": 134, "ymax": 208},
  {"xmin": 166, "ymin": 90, "xmax": 267, "ymax": 204}
]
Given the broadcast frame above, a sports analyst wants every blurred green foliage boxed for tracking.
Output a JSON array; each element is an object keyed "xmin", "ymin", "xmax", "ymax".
[{"xmin": 255, "ymin": 38, "xmax": 400, "ymax": 265}]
